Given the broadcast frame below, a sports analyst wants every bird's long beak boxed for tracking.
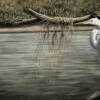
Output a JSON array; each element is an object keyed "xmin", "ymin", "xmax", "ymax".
[
  {"xmin": 79, "ymin": 20, "xmax": 92, "ymax": 25},
  {"xmin": 75, "ymin": 20, "xmax": 92, "ymax": 26},
  {"xmin": 81, "ymin": 20, "xmax": 91, "ymax": 25}
]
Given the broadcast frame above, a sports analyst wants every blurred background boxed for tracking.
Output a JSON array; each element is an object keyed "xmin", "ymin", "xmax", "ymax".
[{"xmin": 0, "ymin": 0, "xmax": 100, "ymax": 23}]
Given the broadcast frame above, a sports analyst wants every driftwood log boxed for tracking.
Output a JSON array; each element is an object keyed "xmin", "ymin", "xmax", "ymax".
[
  {"xmin": 0, "ymin": 18, "xmax": 42, "ymax": 27},
  {"xmin": 23, "ymin": 7, "xmax": 98, "ymax": 25}
]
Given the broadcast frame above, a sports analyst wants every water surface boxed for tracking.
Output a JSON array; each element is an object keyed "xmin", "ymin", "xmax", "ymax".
[{"xmin": 0, "ymin": 31, "xmax": 100, "ymax": 100}]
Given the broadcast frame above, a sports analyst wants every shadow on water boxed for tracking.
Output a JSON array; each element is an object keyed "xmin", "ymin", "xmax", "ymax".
[{"xmin": 0, "ymin": 31, "xmax": 100, "ymax": 100}]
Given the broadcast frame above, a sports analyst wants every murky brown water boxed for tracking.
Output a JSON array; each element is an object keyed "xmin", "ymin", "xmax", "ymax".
[{"xmin": 0, "ymin": 31, "xmax": 100, "ymax": 100}]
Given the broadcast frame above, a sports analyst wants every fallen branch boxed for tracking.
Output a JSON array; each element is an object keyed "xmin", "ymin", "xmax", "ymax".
[
  {"xmin": 24, "ymin": 7, "xmax": 97, "ymax": 25},
  {"xmin": 0, "ymin": 18, "xmax": 43, "ymax": 27}
]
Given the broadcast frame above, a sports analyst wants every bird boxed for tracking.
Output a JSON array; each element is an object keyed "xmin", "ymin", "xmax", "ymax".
[{"xmin": 85, "ymin": 17, "xmax": 100, "ymax": 60}]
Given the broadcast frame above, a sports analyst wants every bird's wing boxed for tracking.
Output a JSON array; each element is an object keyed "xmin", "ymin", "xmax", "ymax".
[
  {"xmin": 97, "ymin": 32, "xmax": 100, "ymax": 51},
  {"xmin": 90, "ymin": 30, "xmax": 98, "ymax": 49}
]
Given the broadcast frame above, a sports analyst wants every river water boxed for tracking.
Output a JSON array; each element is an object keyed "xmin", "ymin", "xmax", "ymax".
[{"xmin": 0, "ymin": 31, "xmax": 100, "ymax": 100}]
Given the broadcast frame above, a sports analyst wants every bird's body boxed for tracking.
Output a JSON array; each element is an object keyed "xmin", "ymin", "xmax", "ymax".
[
  {"xmin": 86, "ymin": 18, "xmax": 100, "ymax": 60},
  {"xmin": 90, "ymin": 28, "xmax": 100, "ymax": 50}
]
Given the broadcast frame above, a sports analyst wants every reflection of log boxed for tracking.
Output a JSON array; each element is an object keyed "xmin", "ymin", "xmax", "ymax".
[{"xmin": 24, "ymin": 7, "xmax": 96, "ymax": 25}]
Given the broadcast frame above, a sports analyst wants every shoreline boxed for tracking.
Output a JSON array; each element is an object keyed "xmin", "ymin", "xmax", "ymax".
[{"xmin": 0, "ymin": 24, "xmax": 96, "ymax": 33}]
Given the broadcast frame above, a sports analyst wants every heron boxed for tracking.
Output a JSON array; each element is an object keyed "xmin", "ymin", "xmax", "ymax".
[{"xmin": 85, "ymin": 17, "xmax": 100, "ymax": 60}]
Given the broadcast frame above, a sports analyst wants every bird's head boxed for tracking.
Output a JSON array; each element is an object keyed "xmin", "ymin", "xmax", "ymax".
[{"xmin": 85, "ymin": 17, "xmax": 100, "ymax": 27}]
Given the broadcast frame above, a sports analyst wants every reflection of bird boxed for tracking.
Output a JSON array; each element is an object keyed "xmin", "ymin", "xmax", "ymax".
[{"xmin": 85, "ymin": 18, "xmax": 100, "ymax": 60}]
